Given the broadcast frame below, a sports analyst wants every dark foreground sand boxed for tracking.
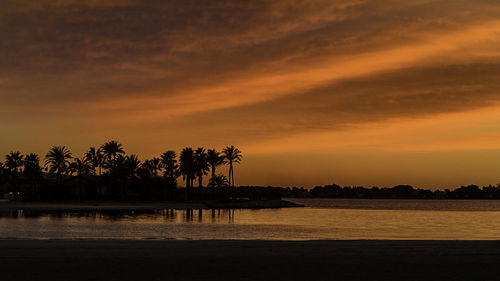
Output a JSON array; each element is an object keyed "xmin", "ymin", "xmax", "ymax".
[{"xmin": 1, "ymin": 240, "xmax": 500, "ymax": 281}]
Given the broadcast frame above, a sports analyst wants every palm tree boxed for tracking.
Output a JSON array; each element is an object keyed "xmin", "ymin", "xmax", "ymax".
[
  {"xmin": 100, "ymin": 140, "xmax": 125, "ymax": 171},
  {"xmin": 4, "ymin": 151, "xmax": 24, "ymax": 195},
  {"xmin": 194, "ymin": 148, "xmax": 209, "ymax": 188},
  {"xmin": 160, "ymin": 151, "xmax": 179, "ymax": 181},
  {"xmin": 85, "ymin": 147, "xmax": 103, "ymax": 175},
  {"xmin": 112, "ymin": 154, "xmax": 126, "ymax": 173},
  {"xmin": 99, "ymin": 143, "xmax": 124, "ymax": 200},
  {"xmin": 160, "ymin": 151, "xmax": 179, "ymax": 199},
  {"xmin": 208, "ymin": 174, "xmax": 229, "ymax": 188},
  {"xmin": 0, "ymin": 161, "xmax": 5, "ymax": 189},
  {"xmin": 23, "ymin": 153, "xmax": 42, "ymax": 178},
  {"xmin": 5, "ymin": 151, "xmax": 24, "ymax": 174},
  {"xmin": 206, "ymin": 149, "xmax": 224, "ymax": 182},
  {"xmin": 141, "ymin": 160, "xmax": 153, "ymax": 179},
  {"xmin": 23, "ymin": 153, "xmax": 42, "ymax": 200},
  {"xmin": 44, "ymin": 146, "xmax": 72, "ymax": 183},
  {"xmin": 69, "ymin": 156, "xmax": 92, "ymax": 201},
  {"xmin": 109, "ymin": 154, "xmax": 140, "ymax": 199},
  {"xmin": 24, "ymin": 153, "xmax": 40, "ymax": 167},
  {"xmin": 222, "ymin": 146, "xmax": 242, "ymax": 187},
  {"xmin": 194, "ymin": 147, "xmax": 209, "ymax": 199},
  {"xmin": 179, "ymin": 148, "xmax": 195, "ymax": 200},
  {"xmin": 69, "ymin": 157, "xmax": 92, "ymax": 176},
  {"xmin": 123, "ymin": 154, "xmax": 141, "ymax": 199},
  {"xmin": 124, "ymin": 154, "xmax": 141, "ymax": 180},
  {"xmin": 143, "ymin": 157, "xmax": 162, "ymax": 178}
]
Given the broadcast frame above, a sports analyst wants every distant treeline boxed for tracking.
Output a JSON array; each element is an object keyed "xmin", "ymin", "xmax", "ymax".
[{"xmin": 239, "ymin": 184, "xmax": 500, "ymax": 200}]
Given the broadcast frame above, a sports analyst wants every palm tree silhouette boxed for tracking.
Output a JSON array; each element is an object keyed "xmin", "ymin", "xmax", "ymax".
[
  {"xmin": 23, "ymin": 153, "xmax": 43, "ymax": 201},
  {"xmin": 24, "ymin": 153, "xmax": 42, "ymax": 179},
  {"xmin": 69, "ymin": 156, "xmax": 92, "ymax": 201},
  {"xmin": 24, "ymin": 153, "xmax": 40, "ymax": 169},
  {"xmin": 180, "ymin": 147, "xmax": 195, "ymax": 200},
  {"xmin": 194, "ymin": 147, "xmax": 209, "ymax": 188},
  {"xmin": 160, "ymin": 151, "xmax": 179, "ymax": 180},
  {"xmin": 208, "ymin": 174, "xmax": 229, "ymax": 188},
  {"xmin": 141, "ymin": 159, "xmax": 153, "ymax": 178},
  {"xmin": 4, "ymin": 151, "xmax": 24, "ymax": 197},
  {"xmin": 0, "ymin": 162, "xmax": 4, "ymax": 193},
  {"xmin": 100, "ymin": 140, "xmax": 125, "ymax": 171},
  {"xmin": 110, "ymin": 154, "xmax": 140, "ymax": 199},
  {"xmin": 194, "ymin": 147, "xmax": 209, "ymax": 199},
  {"xmin": 69, "ymin": 157, "xmax": 92, "ymax": 176},
  {"xmin": 85, "ymin": 147, "xmax": 103, "ymax": 176},
  {"xmin": 207, "ymin": 149, "xmax": 224, "ymax": 183},
  {"xmin": 160, "ymin": 150, "xmax": 179, "ymax": 199},
  {"xmin": 5, "ymin": 151, "xmax": 24, "ymax": 174},
  {"xmin": 143, "ymin": 157, "xmax": 162, "ymax": 178},
  {"xmin": 126, "ymin": 154, "xmax": 141, "ymax": 199},
  {"xmin": 222, "ymin": 146, "xmax": 242, "ymax": 187},
  {"xmin": 124, "ymin": 154, "xmax": 141, "ymax": 180},
  {"xmin": 45, "ymin": 146, "xmax": 72, "ymax": 183},
  {"xmin": 0, "ymin": 142, "xmax": 245, "ymax": 202},
  {"xmin": 112, "ymin": 154, "xmax": 127, "ymax": 172}
]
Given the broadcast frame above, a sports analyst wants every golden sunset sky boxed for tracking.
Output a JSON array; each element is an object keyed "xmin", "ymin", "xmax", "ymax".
[{"xmin": 1, "ymin": 0, "xmax": 500, "ymax": 188}]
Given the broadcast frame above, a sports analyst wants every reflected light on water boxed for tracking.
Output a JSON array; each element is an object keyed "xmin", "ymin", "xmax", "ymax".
[{"xmin": 1, "ymin": 200, "xmax": 500, "ymax": 240}]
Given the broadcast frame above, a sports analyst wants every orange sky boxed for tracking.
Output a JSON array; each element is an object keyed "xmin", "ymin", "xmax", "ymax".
[{"xmin": 1, "ymin": 0, "xmax": 500, "ymax": 188}]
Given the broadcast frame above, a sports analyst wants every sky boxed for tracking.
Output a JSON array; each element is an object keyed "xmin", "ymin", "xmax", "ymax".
[{"xmin": 1, "ymin": 0, "xmax": 500, "ymax": 189}]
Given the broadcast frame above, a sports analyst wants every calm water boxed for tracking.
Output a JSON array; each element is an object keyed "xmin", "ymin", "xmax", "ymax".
[{"xmin": 2, "ymin": 199, "xmax": 500, "ymax": 240}]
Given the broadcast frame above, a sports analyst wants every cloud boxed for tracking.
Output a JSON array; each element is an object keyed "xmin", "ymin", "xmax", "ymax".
[
  {"xmin": 2, "ymin": 0, "xmax": 500, "ymax": 187},
  {"xmin": 168, "ymin": 62, "xmax": 500, "ymax": 146},
  {"xmin": 1, "ymin": 0, "xmax": 500, "ymax": 152},
  {"xmin": 1, "ymin": 0, "xmax": 499, "ymax": 106}
]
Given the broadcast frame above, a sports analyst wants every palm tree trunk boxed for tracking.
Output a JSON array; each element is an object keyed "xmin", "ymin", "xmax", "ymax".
[
  {"xmin": 186, "ymin": 175, "xmax": 191, "ymax": 201},
  {"xmin": 228, "ymin": 163, "xmax": 232, "ymax": 187},
  {"xmin": 232, "ymin": 167, "xmax": 235, "ymax": 188},
  {"xmin": 228, "ymin": 164, "xmax": 234, "ymax": 200},
  {"xmin": 78, "ymin": 175, "xmax": 82, "ymax": 203},
  {"xmin": 191, "ymin": 177, "xmax": 195, "ymax": 199},
  {"xmin": 210, "ymin": 166, "xmax": 215, "ymax": 189},
  {"xmin": 229, "ymin": 164, "xmax": 234, "ymax": 187},
  {"xmin": 198, "ymin": 175, "xmax": 203, "ymax": 200}
]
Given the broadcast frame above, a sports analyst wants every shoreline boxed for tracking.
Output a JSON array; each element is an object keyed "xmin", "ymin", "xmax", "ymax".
[
  {"xmin": 1, "ymin": 240, "xmax": 499, "ymax": 280},
  {"xmin": 0, "ymin": 199, "xmax": 303, "ymax": 211}
]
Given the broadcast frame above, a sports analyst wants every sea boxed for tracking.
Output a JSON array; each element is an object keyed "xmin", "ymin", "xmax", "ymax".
[{"xmin": 1, "ymin": 199, "xmax": 500, "ymax": 240}]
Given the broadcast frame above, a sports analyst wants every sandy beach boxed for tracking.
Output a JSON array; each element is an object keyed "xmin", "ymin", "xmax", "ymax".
[{"xmin": 1, "ymin": 240, "xmax": 499, "ymax": 281}]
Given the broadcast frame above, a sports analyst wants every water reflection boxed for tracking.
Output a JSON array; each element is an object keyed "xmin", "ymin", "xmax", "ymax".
[
  {"xmin": 0, "ymin": 208, "xmax": 239, "ymax": 223},
  {"xmin": 2, "ymin": 200, "xmax": 500, "ymax": 240}
]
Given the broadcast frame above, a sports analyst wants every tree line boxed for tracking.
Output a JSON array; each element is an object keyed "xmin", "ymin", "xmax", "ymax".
[
  {"xmin": 245, "ymin": 184, "xmax": 500, "ymax": 200},
  {"xmin": 0, "ymin": 141, "xmax": 242, "ymax": 201}
]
